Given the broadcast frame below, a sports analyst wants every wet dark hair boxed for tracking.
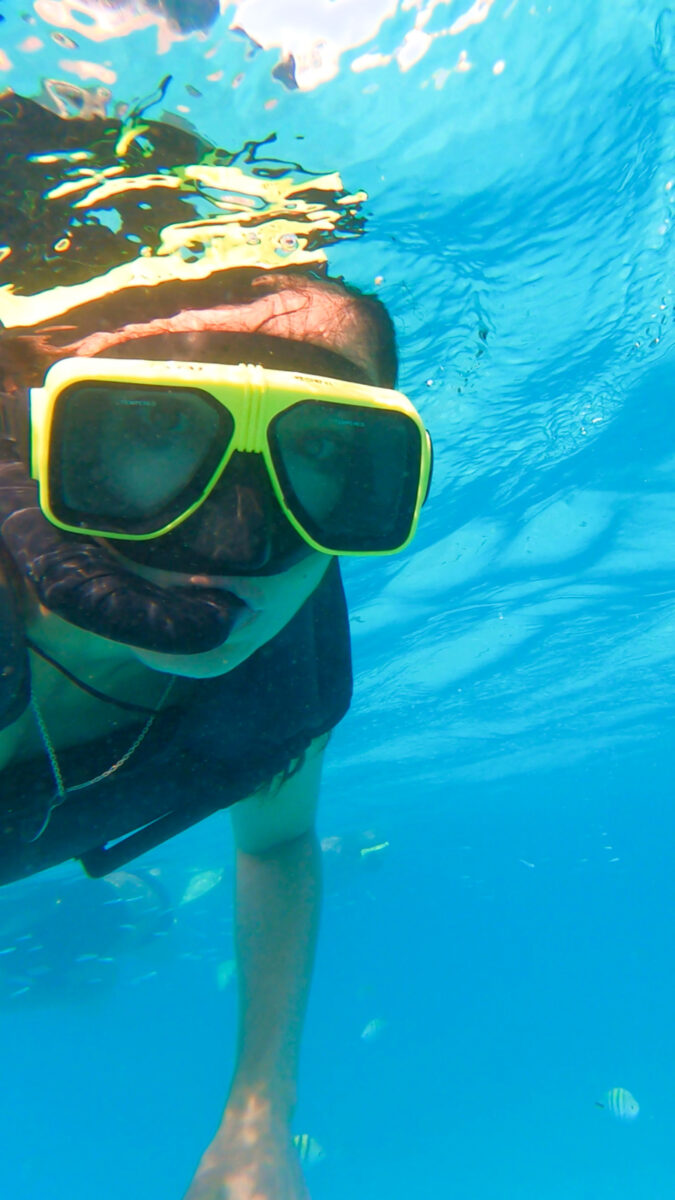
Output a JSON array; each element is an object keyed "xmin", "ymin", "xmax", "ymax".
[{"xmin": 336, "ymin": 278, "xmax": 398, "ymax": 388}]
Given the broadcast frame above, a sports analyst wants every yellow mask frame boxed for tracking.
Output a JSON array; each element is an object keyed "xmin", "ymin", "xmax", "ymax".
[{"xmin": 30, "ymin": 357, "xmax": 432, "ymax": 557}]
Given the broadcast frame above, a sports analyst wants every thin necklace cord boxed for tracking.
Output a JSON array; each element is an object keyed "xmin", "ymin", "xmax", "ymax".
[
  {"xmin": 26, "ymin": 674, "xmax": 176, "ymax": 843},
  {"xmin": 25, "ymin": 636, "xmax": 162, "ymax": 715}
]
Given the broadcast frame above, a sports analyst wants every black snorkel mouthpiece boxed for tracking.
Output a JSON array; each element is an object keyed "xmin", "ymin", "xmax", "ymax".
[{"xmin": 0, "ymin": 462, "xmax": 245, "ymax": 654}]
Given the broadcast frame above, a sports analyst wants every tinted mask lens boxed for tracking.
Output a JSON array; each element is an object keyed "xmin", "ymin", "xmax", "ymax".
[
  {"xmin": 49, "ymin": 381, "xmax": 231, "ymax": 536},
  {"xmin": 268, "ymin": 400, "xmax": 423, "ymax": 552},
  {"xmin": 117, "ymin": 452, "xmax": 310, "ymax": 576}
]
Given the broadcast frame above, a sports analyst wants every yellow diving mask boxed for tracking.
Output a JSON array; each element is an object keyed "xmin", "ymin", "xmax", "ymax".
[{"xmin": 30, "ymin": 357, "xmax": 432, "ymax": 558}]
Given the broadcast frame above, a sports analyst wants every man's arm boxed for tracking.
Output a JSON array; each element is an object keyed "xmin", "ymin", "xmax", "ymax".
[
  {"xmin": 184, "ymin": 735, "xmax": 328, "ymax": 1200},
  {"xmin": 227, "ymin": 732, "xmax": 328, "ymax": 1124}
]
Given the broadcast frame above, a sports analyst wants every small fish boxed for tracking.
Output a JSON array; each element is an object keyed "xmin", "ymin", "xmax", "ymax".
[
  {"xmin": 129, "ymin": 970, "xmax": 158, "ymax": 986},
  {"xmin": 293, "ymin": 1134, "xmax": 325, "ymax": 1166},
  {"xmin": 180, "ymin": 868, "xmax": 225, "ymax": 906},
  {"xmin": 216, "ymin": 960, "xmax": 236, "ymax": 991},
  {"xmin": 360, "ymin": 841, "xmax": 390, "ymax": 859},
  {"xmin": 361, "ymin": 1017, "xmax": 387, "ymax": 1042},
  {"xmin": 320, "ymin": 835, "xmax": 343, "ymax": 854},
  {"xmin": 596, "ymin": 1087, "xmax": 640, "ymax": 1120}
]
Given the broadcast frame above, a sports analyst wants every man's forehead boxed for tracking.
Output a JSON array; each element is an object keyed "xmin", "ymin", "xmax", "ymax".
[
  {"xmin": 71, "ymin": 274, "xmax": 381, "ymax": 385},
  {"xmin": 227, "ymin": 276, "xmax": 379, "ymax": 380}
]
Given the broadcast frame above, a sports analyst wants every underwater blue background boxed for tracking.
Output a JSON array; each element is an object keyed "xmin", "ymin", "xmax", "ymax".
[{"xmin": 0, "ymin": 1, "xmax": 674, "ymax": 1196}]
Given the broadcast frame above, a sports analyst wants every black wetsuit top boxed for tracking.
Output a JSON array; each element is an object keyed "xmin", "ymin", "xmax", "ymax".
[{"xmin": 0, "ymin": 561, "xmax": 352, "ymax": 886}]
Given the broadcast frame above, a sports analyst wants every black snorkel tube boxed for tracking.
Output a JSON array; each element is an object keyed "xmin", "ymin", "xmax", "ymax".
[{"xmin": 0, "ymin": 459, "xmax": 245, "ymax": 654}]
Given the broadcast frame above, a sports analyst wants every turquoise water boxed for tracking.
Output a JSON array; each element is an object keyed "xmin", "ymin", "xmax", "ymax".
[{"xmin": 1, "ymin": 2, "xmax": 674, "ymax": 1196}]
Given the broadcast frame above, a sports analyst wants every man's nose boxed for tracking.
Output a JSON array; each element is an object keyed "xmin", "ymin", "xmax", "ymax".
[{"xmin": 178, "ymin": 454, "xmax": 274, "ymax": 569}]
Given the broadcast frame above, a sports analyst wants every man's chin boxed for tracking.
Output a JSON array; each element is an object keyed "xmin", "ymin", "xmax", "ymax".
[{"xmin": 125, "ymin": 551, "xmax": 332, "ymax": 678}]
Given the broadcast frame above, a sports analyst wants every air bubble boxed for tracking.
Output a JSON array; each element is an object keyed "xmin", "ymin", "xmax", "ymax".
[{"xmin": 276, "ymin": 233, "xmax": 299, "ymax": 256}]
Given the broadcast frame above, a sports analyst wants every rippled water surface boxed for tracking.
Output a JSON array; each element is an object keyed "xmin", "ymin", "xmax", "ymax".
[{"xmin": 1, "ymin": 3, "xmax": 674, "ymax": 1197}]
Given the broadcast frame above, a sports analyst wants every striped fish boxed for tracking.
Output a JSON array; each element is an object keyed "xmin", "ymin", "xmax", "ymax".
[
  {"xmin": 596, "ymin": 1087, "xmax": 640, "ymax": 1120},
  {"xmin": 361, "ymin": 1016, "xmax": 387, "ymax": 1042},
  {"xmin": 293, "ymin": 1134, "xmax": 325, "ymax": 1166}
]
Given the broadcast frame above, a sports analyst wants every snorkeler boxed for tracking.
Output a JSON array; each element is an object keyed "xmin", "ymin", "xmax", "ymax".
[{"xmin": 0, "ymin": 94, "xmax": 431, "ymax": 1199}]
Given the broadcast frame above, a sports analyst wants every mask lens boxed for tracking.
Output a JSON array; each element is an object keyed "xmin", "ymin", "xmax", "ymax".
[
  {"xmin": 49, "ymin": 382, "xmax": 233, "ymax": 535},
  {"xmin": 268, "ymin": 400, "xmax": 423, "ymax": 552},
  {"xmin": 116, "ymin": 451, "xmax": 310, "ymax": 577}
]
